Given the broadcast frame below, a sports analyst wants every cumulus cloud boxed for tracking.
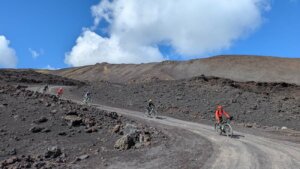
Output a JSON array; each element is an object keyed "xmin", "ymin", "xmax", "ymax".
[
  {"xmin": 29, "ymin": 48, "xmax": 44, "ymax": 59},
  {"xmin": 0, "ymin": 35, "xmax": 17, "ymax": 68},
  {"xmin": 65, "ymin": 30, "xmax": 164, "ymax": 65},
  {"xmin": 66, "ymin": 0, "xmax": 269, "ymax": 66}
]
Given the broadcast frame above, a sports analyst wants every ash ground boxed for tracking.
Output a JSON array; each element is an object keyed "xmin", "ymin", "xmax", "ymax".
[
  {"xmin": 72, "ymin": 76, "xmax": 300, "ymax": 131},
  {"xmin": 0, "ymin": 70, "xmax": 213, "ymax": 169},
  {"xmin": 1, "ymin": 69, "xmax": 300, "ymax": 169}
]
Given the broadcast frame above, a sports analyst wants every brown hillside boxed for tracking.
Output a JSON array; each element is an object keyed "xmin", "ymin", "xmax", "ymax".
[{"xmin": 49, "ymin": 55, "xmax": 300, "ymax": 85}]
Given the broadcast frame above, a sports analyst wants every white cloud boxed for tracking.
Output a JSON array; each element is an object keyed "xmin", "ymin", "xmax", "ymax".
[
  {"xmin": 66, "ymin": 0, "xmax": 270, "ymax": 66},
  {"xmin": 65, "ymin": 30, "xmax": 164, "ymax": 66},
  {"xmin": 29, "ymin": 48, "xmax": 43, "ymax": 59},
  {"xmin": 0, "ymin": 35, "xmax": 17, "ymax": 68},
  {"xmin": 45, "ymin": 65, "xmax": 57, "ymax": 70}
]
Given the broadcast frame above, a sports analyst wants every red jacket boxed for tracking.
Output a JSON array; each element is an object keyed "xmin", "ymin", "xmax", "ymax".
[
  {"xmin": 57, "ymin": 88, "xmax": 63, "ymax": 95},
  {"xmin": 215, "ymin": 109, "xmax": 230, "ymax": 123}
]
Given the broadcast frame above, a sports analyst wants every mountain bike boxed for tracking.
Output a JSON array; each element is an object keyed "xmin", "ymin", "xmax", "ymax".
[
  {"xmin": 214, "ymin": 119, "xmax": 233, "ymax": 137},
  {"xmin": 145, "ymin": 107, "xmax": 158, "ymax": 118},
  {"xmin": 42, "ymin": 85, "xmax": 49, "ymax": 94},
  {"xmin": 82, "ymin": 96, "xmax": 91, "ymax": 105}
]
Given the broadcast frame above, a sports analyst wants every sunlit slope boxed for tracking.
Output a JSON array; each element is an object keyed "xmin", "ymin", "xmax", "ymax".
[{"xmin": 49, "ymin": 55, "xmax": 300, "ymax": 85}]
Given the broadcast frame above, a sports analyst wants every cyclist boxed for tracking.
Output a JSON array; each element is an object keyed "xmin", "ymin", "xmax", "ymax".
[
  {"xmin": 56, "ymin": 87, "xmax": 64, "ymax": 98},
  {"xmin": 83, "ymin": 91, "xmax": 91, "ymax": 104},
  {"xmin": 146, "ymin": 99, "xmax": 155, "ymax": 116},
  {"xmin": 42, "ymin": 84, "xmax": 49, "ymax": 94},
  {"xmin": 215, "ymin": 105, "xmax": 232, "ymax": 125}
]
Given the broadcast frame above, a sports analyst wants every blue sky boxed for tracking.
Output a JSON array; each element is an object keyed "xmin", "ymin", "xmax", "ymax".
[
  {"xmin": 222, "ymin": 0, "xmax": 300, "ymax": 58},
  {"xmin": 0, "ymin": 0, "xmax": 299, "ymax": 69}
]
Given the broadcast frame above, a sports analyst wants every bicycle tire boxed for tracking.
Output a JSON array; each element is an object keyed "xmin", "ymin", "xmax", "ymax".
[
  {"xmin": 145, "ymin": 110, "xmax": 151, "ymax": 118},
  {"xmin": 223, "ymin": 124, "xmax": 233, "ymax": 137},
  {"xmin": 214, "ymin": 123, "xmax": 222, "ymax": 135},
  {"xmin": 152, "ymin": 109, "xmax": 158, "ymax": 117}
]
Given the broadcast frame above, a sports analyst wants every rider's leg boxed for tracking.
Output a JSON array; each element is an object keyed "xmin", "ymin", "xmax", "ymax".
[
  {"xmin": 146, "ymin": 107, "xmax": 151, "ymax": 115},
  {"xmin": 219, "ymin": 117, "xmax": 224, "ymax": 130}
]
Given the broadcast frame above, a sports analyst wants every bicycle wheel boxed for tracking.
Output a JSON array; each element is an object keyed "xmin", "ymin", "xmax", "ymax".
[
  {"xmin": 214, "ymin": 123, "xmax": 222, "ymax": 135},
  {"xmin": 152, "ymin": 109, "xmax": 158, "ymax": 117},
  {"xmin": 145, "ymin": 110, "xmax": 151, "ymax": 118},
  {"xmin": 223, "ymin": 124, "xmax": 233, "ymax": 137}
]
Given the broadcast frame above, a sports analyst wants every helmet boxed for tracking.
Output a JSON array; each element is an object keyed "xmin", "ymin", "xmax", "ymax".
[{"xmin": 148, "ymin": 99, "xmax": 152, "ymax": 102}]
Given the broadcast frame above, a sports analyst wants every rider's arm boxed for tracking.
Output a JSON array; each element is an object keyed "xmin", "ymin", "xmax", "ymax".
[
  {"xmin": 223, "ymin": 111, "xmax": 230, "ymax": 119},
  {"xmin": 149, "ymin": 102, "xmax": 155, "ymax": 108},
  {"xmin": 215, "ymin": 110, "xmax": 220, "ymax": 123}
]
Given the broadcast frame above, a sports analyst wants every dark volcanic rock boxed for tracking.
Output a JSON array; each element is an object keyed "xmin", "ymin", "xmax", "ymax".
[
  {"xmin": 85, "ymin": 127, "xmax": 98, "ymax": 133},
  {"xmin": 58, "ymin": 131, "xmax": 67, "ymax": 136},
  {"xmin": 29, "ymin": 126, "xmax": 44, "ymax": 133},
  {"xmin": 33, "ymin": 161, "xmax": 46, "ymax": 168},
  {"xmin": 76, "ymin": 154, "xmax": 89, "ymax": 161},
  {"xmin": 42, "ymin": 128, "xmax": 51, "ymax": 133},
  {"xmin": 108, "ymin": 112, "xmax": 119, "ymax": 119},
  {"xmin": 114, "ymin": 135, "xmax": 135, "ymax": 150},
  {"xmin": 63, "ymin": 115, "xmax": 82, "ymax": 127},
  {"xmin": 0, "ymin": 82, "xmax": 165, "ymax": 168},
  {"xmin": 45, "ymin": 146, "xmax": 62, "ymax": 158},
  {"xmin": 66, "ymin": 111, "xmax": 78, "ymax": 116},
  {"xmin": 34, "ymin": 116, "xmax": 48, "ymax": 124},
  {"xmin": 1, "ymin": 156, "xmax": 19, "ymax": 166},
  {"xmin": 112, "ymin": 124, "xmax": 121, "ymax": 133}
]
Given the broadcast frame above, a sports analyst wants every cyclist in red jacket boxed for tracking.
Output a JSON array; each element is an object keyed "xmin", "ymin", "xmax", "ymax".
[
  {"xmin": 215, "ymin": 105, "xmax": 232, "ymax": 124},
  {"xmin": 56, "ymin": 87, "xmax": 64, "ymax": 98}
]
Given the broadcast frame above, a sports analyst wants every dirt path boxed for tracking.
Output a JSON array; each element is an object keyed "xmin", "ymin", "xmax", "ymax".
[
  {"xmin": 31, "ymin": 86, "xmax": 300, "ymax": 169},
  {"xmin": 88, "ymin": 105, "xmax": 300, "ymax": 169}
]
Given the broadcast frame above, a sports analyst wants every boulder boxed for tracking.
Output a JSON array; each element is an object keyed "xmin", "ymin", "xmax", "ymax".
[
  {"xmin": 76, "ymin": 154, "xmax": 89, "ymax": 161},
  {"xmin": 63, "ymin": 115, "xmax": 82, "ymax": 127},
  {"xmin": 45, "ymin": 103, "xmax": 51, "ymax": 107},
  {"xmin": 83, "ymin": 118, "xmax": 96, "ymax": 127},
  {"xmin": 66, "ymin": 111, "xmax": 78, "ymax": 116},
  {"xmin": 33, "ymin": 162, "xmax": 46, "ymax": 168},
  {"xmin": 114, "ymin": 135, "xmax": 135, "ymax": 150},
  {"xmin": 29, "ymin": 126, "xmax": 44, "ymax": 133},
  {"xmin": 139, "ymin": 132, "xmax": 151, "ymax": 143},
  {"xmin": 2, "ymin": 156, "xmax": 19, "ymax": 166},
  {"xmin": 45, "ymin": 146, "xmax": 62, "ymax": 158},
  {"xmin": 107, "ymin": 112, "xmax": 118, "ymax": 119},
  {"xmin": 42, "ymin": 128, "xmax": 51, "ymax": 133},
  {"xmin": 112, "ymin": 124, "xmax": 121, "ymax": 133},
  {"xmin": 51, "ymin": 109, "xmax": 58, "ymax": 114},
  {"xmin": 122, "ymin": 123, "xmax": 138, "ymax": 135},
  {"xmin": 85, "ymin": 127, "xmax": 98, "ymax": 133},
  {"xmin": 244, "ymin": 123, "xmax": 253, "ymax": 128},
  {"xmin": 58, "ymin": 131, "xmax": 67, "ymax": 136},
  {"xmin": 34, "ymin": 116, "xmax": 48, "ymax": 124}
]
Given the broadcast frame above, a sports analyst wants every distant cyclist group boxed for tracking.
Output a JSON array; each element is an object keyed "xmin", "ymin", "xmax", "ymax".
[{"xmin": 42, "ymin": 85, "xmax": 234, "ymax": 136}]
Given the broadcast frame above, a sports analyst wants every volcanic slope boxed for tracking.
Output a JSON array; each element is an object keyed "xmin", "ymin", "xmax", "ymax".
[
  {"xmin": 0, "ymin": 70, "xmax": 212, "ymax": 169},
  {"xmin": 48, "ymin": 55, "xmax": 300, "ymax": 85},
  {"xmin": 71, "ymin": 75, "xmax": 300, "ymax": 131},
  {"xmin": 42, "ymin": 85, "xmax": 300, "ymax": 169}
]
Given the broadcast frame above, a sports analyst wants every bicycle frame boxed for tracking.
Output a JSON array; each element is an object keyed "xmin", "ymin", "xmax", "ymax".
[
  {"xmin": 146, "ymin": 107, "xmax": 157, "ymax": 117},
  {"xmin": 214, "ymin": 119, "xmax": 233, "ymax": 137}
]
